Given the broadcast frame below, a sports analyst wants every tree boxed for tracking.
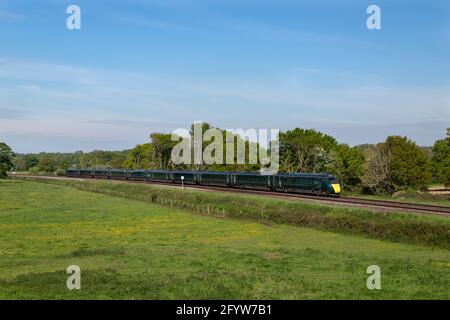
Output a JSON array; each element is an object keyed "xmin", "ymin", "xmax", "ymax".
[
  {"xmin": 444, "ymin": 167, "xmax": 450, "ymax": 188},
  {"xmin": 124, "ymin": 143, "xmax": 154, "ymax": 169},
  {"xmin": 279, "ymin": 128, "xmax": 338, "ymax": 173},
  {"xmin": 0, "ymin": 142, "xmax": 15, "ymax": 178},
  {"xmin": 334, "ymin": 144, "xmax": 365, "ymax": 190},
  {"xmin": 361, "ymin": 143, "xmax": 393, "ymax": 194},
  {"xmin": 37, "ymin": 155, "xmax": 56, "ymax": 173},
  {"xmin": 362, "ymin": 136, "xmax": 432, "ymax": 194},
  {"xmin": 386, "ymin": 136, "xmax": 432, "ymax": 191},
  {"xmin": 108, "ymin": 152, "xmax": 128, "ymax": 168},
  {"xmin": 76, "ymin": 150, "xmax": 127, "ymax": 169},
  {"xmin": 189, "ymin": 122, "xmax": 212, "ymax": 170},
  {"xmin": 150, "ymin": 133, "xmax": 177, "ymax": 170},
  {"xmin": 431, "ymin": 128, "xmax": 450, "ymax": 187},
  {"xmin": 14, "ymin": 154, "xmax": 38, "ymax": 171}
]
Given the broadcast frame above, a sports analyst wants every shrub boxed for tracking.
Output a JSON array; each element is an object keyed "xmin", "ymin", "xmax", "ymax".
[
  {"xmin": 28, "ymin": 166, "xmax": 41, "ymax": 174},
  {"xmin": 55, "ymin": 169, "xmax": 66, "ymax": 176},
  {"xmin": 362, "ymin": 136, "xmax": 432, "ymax": 194}
]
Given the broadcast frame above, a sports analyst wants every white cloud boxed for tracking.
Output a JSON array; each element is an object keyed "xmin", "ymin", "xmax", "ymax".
[
  {"xmin": 0, "ymin": 10, "xmax": 24, "ymax": 21},
  {"xmin": 0, "ymin": 107, "xmax": 25, "ymax": 119},
  {"xmin": 16, "ymin": 85, "xmax": 41, "ymax": 92},
  {"xmin": 0, "ymin": 58, "xmax": 448, "ymax": 150},
  {"xmin": 116, "ymin": 15, "xmax": 192, "ymax": 32},
  {"xmin": 0, "ymin": 58, "xmax": 100, "ymax": 85}
]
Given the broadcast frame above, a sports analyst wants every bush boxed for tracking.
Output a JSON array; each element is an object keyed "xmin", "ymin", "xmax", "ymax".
[
  {"xmin": 362, "ymin": 136, "xmax": 432, "ymax": 194},
  {"xmin": 28, "ymin": 166, "xmax": 41, "ymax": 174},
  {"xmin": 431, "ymin": 128, "xmax": 450, "ymax": 186},
  {"xmin": 0, "ymin": 142, "xmax": 14, "ymax": 178},
  {"xmin": 444, "ymin": 167, "xmax": 450, "ymax": 189},
  {"xmin": 335, "ymin": 144, "xmax": 365, "ymax": 190},
  {"xmin": 55, "ymin": 169, "xmax": 66, "ymax": 176}
]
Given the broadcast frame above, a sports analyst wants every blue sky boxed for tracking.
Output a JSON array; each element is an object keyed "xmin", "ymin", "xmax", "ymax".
[{"xmin": 0, "ymin": 0, "xmax": 449, "ymax": 152}]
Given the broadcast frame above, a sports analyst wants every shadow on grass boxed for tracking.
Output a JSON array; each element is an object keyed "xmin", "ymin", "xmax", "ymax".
[
  {"xmin": 57, "ymin": 246, "xmax": 126, "ymax": 258},
  {"xmin": 0, "ymin": 179, "xmax": 25, "ymax": 185},
  {"xmin": 0, "ymin": 268, "xmax": 264, "ymax": 299}
]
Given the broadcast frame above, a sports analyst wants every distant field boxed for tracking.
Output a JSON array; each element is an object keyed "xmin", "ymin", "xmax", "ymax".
[{"xmin": 0, "ymin": 180, "xmax": 450, "ymax": 299}]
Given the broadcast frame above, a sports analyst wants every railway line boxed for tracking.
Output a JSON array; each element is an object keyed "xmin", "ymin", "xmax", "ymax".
[{"xmin": 15, "ymin": 174, "xmax": 450, "ymax": 217}]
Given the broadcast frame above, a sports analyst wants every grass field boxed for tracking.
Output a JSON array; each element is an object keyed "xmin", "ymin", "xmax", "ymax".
[
  {"xmin": 1, "ymin": 180, "xmax": 450, "ymax": 299},
  {"xmin": 18, "ymin": 176, "xmax": 450, "ymax": 249}
]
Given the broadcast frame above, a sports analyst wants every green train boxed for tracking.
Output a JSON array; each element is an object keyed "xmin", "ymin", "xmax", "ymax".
[{"xmin": 66, "ymin": 169, "xmax": 341, "ymax": 196}]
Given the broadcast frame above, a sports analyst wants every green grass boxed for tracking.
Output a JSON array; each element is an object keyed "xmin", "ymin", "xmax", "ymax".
[
  {"xmin": 0, "ymin": 180, "xmax": 450, "ymax": 299},
  {"xmin": 16, "ymin": 176, "xmax": 450, "ymax": 249}
]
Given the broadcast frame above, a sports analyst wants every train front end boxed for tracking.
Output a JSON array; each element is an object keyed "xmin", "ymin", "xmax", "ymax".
[{"xmin": 325, "ymin": 174, "xmax": 341, "ymax": 196}]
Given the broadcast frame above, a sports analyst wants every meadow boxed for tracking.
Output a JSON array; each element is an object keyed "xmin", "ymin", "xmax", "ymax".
[
  {"xmin": 16, "ymin": 176, "xmax": 450, "ymax": 249},
  {"xmin": 0, "ymin": 179, "xmax": 450, "ymax": 299}
]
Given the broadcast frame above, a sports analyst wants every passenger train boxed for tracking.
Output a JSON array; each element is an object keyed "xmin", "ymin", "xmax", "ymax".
[{"xmin": 66, "ymin": 169, "xmax": 342, "ymax": 196}]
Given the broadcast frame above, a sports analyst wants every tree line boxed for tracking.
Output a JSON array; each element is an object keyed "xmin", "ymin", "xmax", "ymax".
[{"xmin": 1, "ymin": 124, "xmax": 449, "ymax": 194}]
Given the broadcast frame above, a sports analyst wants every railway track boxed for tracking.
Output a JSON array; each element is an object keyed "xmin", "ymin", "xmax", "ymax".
[{"xmin": 15, "ymin": 174, "xmax": 450, "ymax": 216}]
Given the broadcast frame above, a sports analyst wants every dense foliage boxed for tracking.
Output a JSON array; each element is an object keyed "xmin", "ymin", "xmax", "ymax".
[
  {"xmin": 14, "ymin": 150, "xmax": 128, "ymax": 173},
  {"xmin": 386, "ymin": 136, "xmax": 432, "ymax": 191},
  {"xmin": 361, "ymin": 136, "xmax": 433, "ymax": 194},
  {"xmin": 431, "ymin": 129, "xmax": 450, "ymax": 187},
  {"xmin": 0, "ymin": 142, "xmax": 15, "ymax": 178}
]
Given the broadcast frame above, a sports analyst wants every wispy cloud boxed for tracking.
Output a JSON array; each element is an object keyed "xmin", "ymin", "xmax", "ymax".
[
  {"xmin": 0, "ymin": 57, "xmax": 448, "ymax": 151},
  {"xmin": 116, "ymin": 15, "xmax": 192, "ymax": 32},
  {"xmin": 0, "ymin": 58, "xmax": 96, "ymax": 85},
  {"xmin": 227, "ymin": 19, "xmax": 373, "ymax": 47},
  {"xmin": 86, "ymin": 119, "xmax": 185, "ymax": 128},
  {"xmin": 0, "ymin": 107, "xmax": 25, "ymax": 119},
  {"xmin": 0, "ymin": 10, "xmax": 25, "ymax": 21},
  {"xmin": 16, "ymin": 84, "xmax": 41, "ymax": 92}
]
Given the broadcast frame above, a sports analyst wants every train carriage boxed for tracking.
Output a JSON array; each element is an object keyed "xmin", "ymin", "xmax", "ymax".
[
  {"xmin": 93, "ymin": 169, "xmax": 109, "ymax": 179},
  {"xmin": 231, "ymin": 172, "xmax": 272, "ymax": 190},
  {"xmin": 128, "ymin": 170, "xmax": 147, "ymax": 181},
  {"xmin": 171, "ymin": 171, "xmax": 196, "ymax": 184},
  {"xmin": 79, "ymin": 169, "xmax": 93, "ymax": 178},
  {"xmin": 109, "ymin": 169, "xmax": 127, "ymax": 179},
  {"xmin": 148, "ymin": 170, "xmax": 171, "ymax": 182},
  {"xmin": 66, "ymin": 169, "xmax": 80, "ymax": 177},
  {"xmin": 196, "ymin": 171, "xmax": 230, "ymax": 187}
]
